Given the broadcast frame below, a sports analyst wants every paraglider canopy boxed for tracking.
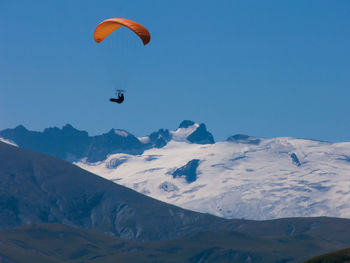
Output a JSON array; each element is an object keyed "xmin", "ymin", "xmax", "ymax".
[{"xmin": 94, "ymin": 18, "xmax": 151, "ymax": 45}]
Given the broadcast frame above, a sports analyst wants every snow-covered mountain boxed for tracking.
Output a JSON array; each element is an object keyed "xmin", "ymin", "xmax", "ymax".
[
  {"xmin": 2, "ymin": 121, "xmax": 350, "ymax": 220},
  {"xmin": 77, "ymin": 122, "xmax": 350, "ymax": 220}
]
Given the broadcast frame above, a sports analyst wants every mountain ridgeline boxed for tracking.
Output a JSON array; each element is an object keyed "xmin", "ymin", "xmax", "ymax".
[{"xmin": 0, "ymin": 121, "xmax": 215, "ymax": 162}]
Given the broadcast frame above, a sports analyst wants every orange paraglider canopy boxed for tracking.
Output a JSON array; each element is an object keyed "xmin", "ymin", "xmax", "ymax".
[{"xmin": 94, "ymin": 18, "xmax": 150, "ymax": 45}]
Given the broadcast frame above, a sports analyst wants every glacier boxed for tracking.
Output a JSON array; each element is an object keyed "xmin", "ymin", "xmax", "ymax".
[{"xmin": 76, "ymin": 124, "xmax": 350, "ymax": 220}]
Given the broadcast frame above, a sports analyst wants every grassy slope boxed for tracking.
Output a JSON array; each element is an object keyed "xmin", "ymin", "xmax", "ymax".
[{"xmin": 1, "ymin": 223, "xmax": 350, "ymax": 263}]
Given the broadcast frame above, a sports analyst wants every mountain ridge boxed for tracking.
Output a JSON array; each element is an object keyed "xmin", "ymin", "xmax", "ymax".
[{"xmin": 0, "ymin": 120, "xmax": 215, "ymax": 162}]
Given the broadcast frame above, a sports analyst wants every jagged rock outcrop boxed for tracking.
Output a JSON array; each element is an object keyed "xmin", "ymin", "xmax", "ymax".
[
  {"xmin": 148, "ymin": 129, "xmax": 172, "ymax": 148},
  {"xmin": 173, "ymin": 159, "xmax": 200, "ymax": 183},
  {"xmin": 186, "ymin": 124, "xmax": 215, "ymax": 144},
  {"xmin": 86, "ymin": 129, "xmax": 144, "ymax": 162},
  {"xmin": 290, "ymin": 153, "xmax": 301, "ymax": 166},
  {"xmin": 227, "ymin": 134, "xmax": 261, "ymax": 145},
  {"xmin": 179, "ymin": 120, "xmax": 196, "ymax": 129}
]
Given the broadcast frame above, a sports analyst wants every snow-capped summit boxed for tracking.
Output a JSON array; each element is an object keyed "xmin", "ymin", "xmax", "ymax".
[
  {"xmin": 171, "ymin": 121, "xmax": 199, "ymax": 141},
  {"xmin": 136, "ymin": 120, "xmax": 214, "ymax": 147},
  {"xmin": 170, "ymin": 120, "xmax": 214, "ymax": 144}
]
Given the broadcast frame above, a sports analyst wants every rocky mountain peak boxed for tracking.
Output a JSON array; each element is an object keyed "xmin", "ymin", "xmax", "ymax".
[
  {"xmin": 14, "ymin": 125, "xmax": 28, "ymax": 131},
  {"xmin": 179, "ymin": 120, "xmax": 196, "ymax": 129},
  {"xmin": 186, "ymin": 123, "xmax": 215, "ymax": 144}
]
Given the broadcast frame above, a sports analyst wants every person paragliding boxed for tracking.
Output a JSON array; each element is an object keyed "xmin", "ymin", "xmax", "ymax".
[
  {"xmin": 94, "ymin": 18, "xmax": 151, "ymax": 45},
  {"xmin": 110, "ymin": 89, "xmax": 125, "ymax": 104},
  {"xmin": 94, "ymin": 18, "xmax": 150, "ymax": 105}
]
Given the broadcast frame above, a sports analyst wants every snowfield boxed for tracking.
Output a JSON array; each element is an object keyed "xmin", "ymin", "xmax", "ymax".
[
  {"xmin": 0, "ymin": 137, "xmax": 18, "ymax": 147},
  {"xmin": 76, "ymin": 130, "xmax": 350, "ymax": 220}
]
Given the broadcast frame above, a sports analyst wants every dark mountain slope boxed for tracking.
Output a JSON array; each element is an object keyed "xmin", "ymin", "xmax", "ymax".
[{"xmin": 0, "ymin": 141, "xmax": 224, "ymax": 241}]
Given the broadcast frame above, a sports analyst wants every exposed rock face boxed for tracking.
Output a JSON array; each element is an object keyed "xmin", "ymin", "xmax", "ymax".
[
  {"xmin": 290, "ymin": 153, "xmax": 301, "ymax": 166},
  {"xmin": 148, "ymin": 129, "xmax": 172, "ymax": 148},
  {"xmin": 173, "ymin": 159, "xmax": 200, "ymax": 183},
  {"xmin": 179, "ymin": 120, "xmax": 196, "ymax": 129},
  {"xmin": 227, "ymin": 134, "xmax": 261, "ymax": 145},
  {"xmin": 86, "ymin": 129, "xmax": 144, "ymax": 162},
  {"xmin": 186, "ymin": 124, "xmax": 215, "ymax": 144},
  {"xmin": 159, "ymin": 182, "xmax": 179, "ymax": 192},
  {"xmin": 0, "ymin": 141, "xmax": 224, "ymax": 241}
]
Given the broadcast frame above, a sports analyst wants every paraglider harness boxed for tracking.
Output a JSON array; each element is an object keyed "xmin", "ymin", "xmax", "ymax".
[{"xmin": 110, "ymin": 90, "xmax": 124, "ymax": 104}]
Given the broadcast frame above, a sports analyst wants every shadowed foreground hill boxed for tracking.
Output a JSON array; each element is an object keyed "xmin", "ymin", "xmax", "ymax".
[
  {"xmin": 2, "ymin": 222, "xmax": 350, "ymax": 263},
  {"xmin": 0, "ymin": 141, "xmax": 224, "ymax": 241},
  {"xmin": 303, "ymin": 247, "xmax": 350, "ymax": 263}
]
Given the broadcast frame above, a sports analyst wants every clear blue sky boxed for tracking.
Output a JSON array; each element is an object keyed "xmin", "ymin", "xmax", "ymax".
[{"xmin": 1, "ymin": 0, "xmax": 349, "ymax": 141}]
